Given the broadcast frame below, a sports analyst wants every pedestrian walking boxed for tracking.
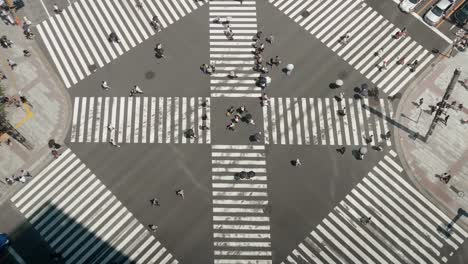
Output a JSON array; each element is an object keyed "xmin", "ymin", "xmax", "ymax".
[
  {"xmin": 129, "ymin": 85, "xmax": 144, "ymax": 96},
  {"xmin": 340, "ymin": 32, "xmax": 350, "ymax": 44},
  {"xmin": 0, "ymin": 71, "xmax": 7, "ymax": 81},
  {"xmin": 23, "ymin": 49, "xmax": 31, "ymax": 57},
  {"xmin": 53, "ymin": 4, "xmax": 62, "ymax": 14},
  {"xmin": 200, "ymin": 124, "xmax": 210, "ymax": 131},
  {"xmin": 443, "ymin": 115, "xmax": 450, "ymax": 125},
  {"xmin": 226, "ymin": 122, "xmax": 235, "ymax": 131},
  {"xmin": 397, "ymin": 56, "xmax": 406, "ymax": 65},
  {"xmin": 107, "ymin": 124, "xmax": 115, "ymax": 131},
  {"xmin": 226, "ymin": 106, "xmax": 235, "ymax": 116},
  {"xmin": 384, "ymin": 131, "xmax": 391, "ymax": 140},
  {"xmin": 409, "ymin": 59, "xmax": 418, "ymax": 72},
  {"xmin": 150, "ymin": 198, "xmax": 160, "ymax": 206},
  {"xmin": 458, "ymin": 104, "xmax": 463, "ymax": 111},
  {"xmin": 360, "ymin": 216, "xmax": 372, "ymax": 225},
  {"xmin": 379, "ymin": 60, "xmax": 388, "ymax": 71},
  {"xmin": 375, "ymin": 48, "xmax": 384, "ymax": 58},
  {"xmin": 149, "ymin": 224, "xmax": 158, "ymax": 232},
  {"xmin": 266, "ymin": 35, "xmax": 274, "ymax": 44},
  {"xmin": 418, "ymin": 98, "xmax": 424, "ymax": 107},
  {"xmin": 101, "ymin": 81, "xmax": 110, "ymax": 90},
  {"xmin": 373, "ymin": 144, "xmax": 384, "ymax": 151},
  {"xmin": 336, "ymin": 146, "xmax": 346, "ymax": 154},
  {"xmin": 429, "ymin": 105, "xmax": 436, "ymax": 115},
  {"xmin": 238, "ymin": 105, "xmax": 247, "ymax": 114},
  {"xmin": 292, "ymin": 158, "xmax": 302, "ymax": 166},
  {"xmin": 109, "ymin": 138, "xmax": 120, "ymax": 147},
  {"xmin": 337, "ymin": 107, "xmax": 346, "ymax": 116},
  {"xmin": 365, "ymin": 135, "xmax": 373, "ymax": 144},
  {"xmin": 7, "ymin": 59, "xmax": 17, "ymax": 70},
  {"xmin": 437, "ymin": 172, "xmax": 452, "ymax": 184},
  {"xmin": 176, "ymin": 189, "xmax": 185, "ymax": 199}
]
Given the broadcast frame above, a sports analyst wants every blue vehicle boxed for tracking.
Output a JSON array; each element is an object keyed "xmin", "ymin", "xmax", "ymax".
[{"xmin": 0, "ymin": 233, "xmax": 10, "ymax": 252}]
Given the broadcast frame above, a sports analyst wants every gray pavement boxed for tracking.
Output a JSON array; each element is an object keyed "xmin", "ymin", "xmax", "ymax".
[
  {"xmin": 1, "ymin": 0, "xmax": 468, "ymax": 263},
  {"xmin": 395, "ymin": 45, "xmax": 468, "ymax": 229},
  {"xmin": 0, "ymin": 15, "xmax": 71, "ymax": 203}
]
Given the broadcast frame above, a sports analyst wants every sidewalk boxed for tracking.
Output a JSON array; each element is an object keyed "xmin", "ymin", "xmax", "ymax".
[
  {"xmin": 0, "ymin": 20, "xmax": 71, "ymax": 204},
  {"xmin": 395, "ymin": 49, "xmax": 468, "ymax": 230}
]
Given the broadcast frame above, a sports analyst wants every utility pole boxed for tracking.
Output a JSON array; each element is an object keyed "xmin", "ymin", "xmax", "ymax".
[{"xmin": 425, "ymin": 68, "xmax": 461, "ymax": 140}]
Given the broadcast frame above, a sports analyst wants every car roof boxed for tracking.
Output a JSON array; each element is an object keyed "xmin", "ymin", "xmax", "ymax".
[{"xmin": 435, "ymin": 0, "xmax": 454, "ymax": 9}]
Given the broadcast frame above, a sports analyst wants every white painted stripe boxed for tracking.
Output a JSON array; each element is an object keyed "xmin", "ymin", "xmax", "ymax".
[
  {"xmin": 150, "ymin": 97, "xmax": 156, "ymax": 143},
  {"xmin": 213, "ymin": 183, "xmax": 267, "ymax": 189},
  {"xmin": 213, "ymin": 233, "xmax": 270, "ymax": 239},
  {"xmin": 213, "ymin": 216, "xmax": 270, "ymax": 222},
  {"xmin": 309, "ymin": 98, "xmax": 317, "ymax": 145},
  {"xmin": 70, "ymin": 97, "xmax": 79, "ymax": 142},
  {"xmin": 214, "ymin": 241, "xmax": 271, "ymax": 247},
  {"xmin": 213, "ymin": 207, "xmax": 265, "ymax": 213},
  {"xmin": 118, "ymin": 97, "xmax": 125, "ymax": 143},
  {"xmin": 263, "ymin": 102, "xmax": 269, "ymax": 144},
  {"xmin": 325, "ymin": 98, "xmax": 334, "ymax": 145},
  {"xmin": 134, "ymin": 97, "xmax": 141, "ymax": 143},
  {"xmin": 126, "ymin": 97, "xmax": 133, "ymax": 143},
  {"xmin": 78, "ymin": 1, "xmax": 113, "ymax": 61},
  {"xmin": 174, "ymin": 97, "xmax": 180, "ymax": 143},
  {"xmin": 270, "ymin": 98, "xmax": 277, "ymax": 144},
  {"xmin": 86, "ymin": 97, "xmax": 94, "ymax": 143},
  {"xmin": 78, "ymin": 97, "xmax": 87, "ymax": 143},
  {"xmin": 212, "ymin": 145, "xmax": 265, "ymax": 150},
  {"xmin": 43, "ymin": 20, "xmax": 77, "ymax": 84},
  {"xmin": 212, "ymin": 160, "xmax": 266, "ymax": 165},
  {"xmin": 301, "ymin": 98, "xmax": 310, "ymax": 145},
  {"xmin": 70, "ymin": 3, "xmax": 103, "ymax": 67},
  {"xmin": 158, "ymin": 97, "xmax": 164, "ymax": 143},
  {"xmin": 212, "ymin": 191, "xmax": 268, "ymax": 197},
  {"xmin": 213, "ymin": 224, "xmax": 270, "ymax": 230},
  {"xmin": 142, "ymin": 97, "xmax": 148, "ymax": 143},
  {"xmin": 94, "ymin": 97, "xmax": 102, "ymax": 143}
]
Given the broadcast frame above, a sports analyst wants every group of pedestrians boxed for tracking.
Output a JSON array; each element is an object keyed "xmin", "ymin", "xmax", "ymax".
[
  {"xmin": 226, "ymin": 105, "xmax": 255, "ymax": 131},
  {"xmin": 375, "ymin": 27, "xmax": 418, "ymax": 72}
]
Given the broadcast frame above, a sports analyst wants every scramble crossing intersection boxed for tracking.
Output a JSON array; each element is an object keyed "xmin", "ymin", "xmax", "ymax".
[{"xmin": 1, "ymin": 0, "xmax": 467, "ymax": 263}]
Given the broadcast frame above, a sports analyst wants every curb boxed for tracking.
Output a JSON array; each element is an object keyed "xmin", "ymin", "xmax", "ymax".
[
  {"xmin": 0, "ymin": 22, "xmax": 73, "ymax": 205},
  {"xmin": 393, "ymin": 48, "xmax": 468, "ymax": 230}
]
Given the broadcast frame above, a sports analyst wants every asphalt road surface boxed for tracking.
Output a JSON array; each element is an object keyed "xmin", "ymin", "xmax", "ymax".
[{"xmin": 1, "ymin": 0, "xmax": 468, "ymax": 264}]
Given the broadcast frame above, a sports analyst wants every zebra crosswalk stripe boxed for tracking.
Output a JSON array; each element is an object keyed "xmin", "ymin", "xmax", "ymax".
[
  {"xmin": 209, "ymin": 1, "xmax": 262, "ymax": 98},
  {"xmin": 38, "ymin": 0, "xmax": 205, "ymax": 88},
  {"xmin": 70, "ymin": 97, "xmax": 210, "ymax": 144},
  {"xmin": 264, "ymin": 97, "xmax": 394, "ymax": 146},
  {"xmin": 10, "ymin": 149, "xmax": 177, "ymax": 264},
  {"xmin": 269, "ymin": 0, "xmax": 436, "ymax": 96},
  {"xmin": 283, "ymin": 153, "xmax": 468, "ymax": 264},
  {"xmin": 211, "ymin": 144, "xmax": 272, "ymax": 264}
]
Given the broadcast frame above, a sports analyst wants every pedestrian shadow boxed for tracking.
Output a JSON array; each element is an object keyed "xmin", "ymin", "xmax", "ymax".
[
  {"xmin": 362, "ymin": 102, "xmax": 423, "ymax": 141},
  {"xmin": 437, "ymin": 208, "xmax": 468, "ymax": 239}
]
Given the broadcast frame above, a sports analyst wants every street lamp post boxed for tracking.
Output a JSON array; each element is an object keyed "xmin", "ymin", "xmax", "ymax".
[{"xmin": 425, "ymin": 68, "xmax": 461, "ymax": 140}]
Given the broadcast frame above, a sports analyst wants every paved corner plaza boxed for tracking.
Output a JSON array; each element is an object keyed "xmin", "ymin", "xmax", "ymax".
[{"xmin": 0, "ymin": 0, "xmax": 467, "ymax": 263}]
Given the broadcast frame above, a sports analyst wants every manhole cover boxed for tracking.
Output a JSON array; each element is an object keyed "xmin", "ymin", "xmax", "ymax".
[
  {"xmin": 301, "ymin": 10, "xmax": 310, "ymax": 17},
  {"xmin": 145, "ymin": 71, "xmax": 156, "ymax": 79}
]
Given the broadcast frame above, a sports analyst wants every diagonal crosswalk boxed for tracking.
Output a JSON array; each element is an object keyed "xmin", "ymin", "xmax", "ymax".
[
  {"xmin": 10, "ymin": 149, "xmax": 178, "ymax": 264},
  {"xmin": 268, "ymin": 0, "xmax": 435, "ymax": 97},
  {"xmin": 282, "ymin": 150, "xmax": 468, "ymax": 264},
  {"xmin": 38, "ymin": 0, "xmax": 206, "ymax": 88},
  {"xmin": 70, "ymin": 96, "xmax": 211, "ymax": 144},
  {"xmin": 211, "ymin": 145, "xmax": 273, "ymax": 264},
  {"xmin": 263, "ymin": 97, "xmax": 394, "ymax": 146},
  {"xmin": 210, "ymin": 1, "xmax": 262, "ymax": 98}
]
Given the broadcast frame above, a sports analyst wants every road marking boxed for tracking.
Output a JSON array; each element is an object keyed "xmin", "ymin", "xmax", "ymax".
[{"xmin": 7, "ymin": 247, "xmax": 26, "ymax": 264}]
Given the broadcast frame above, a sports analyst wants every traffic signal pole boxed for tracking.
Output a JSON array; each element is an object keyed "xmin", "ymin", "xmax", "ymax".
[{"xmin": 425, "ymin": 68, "xmax": 461, "ymax": 141}]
